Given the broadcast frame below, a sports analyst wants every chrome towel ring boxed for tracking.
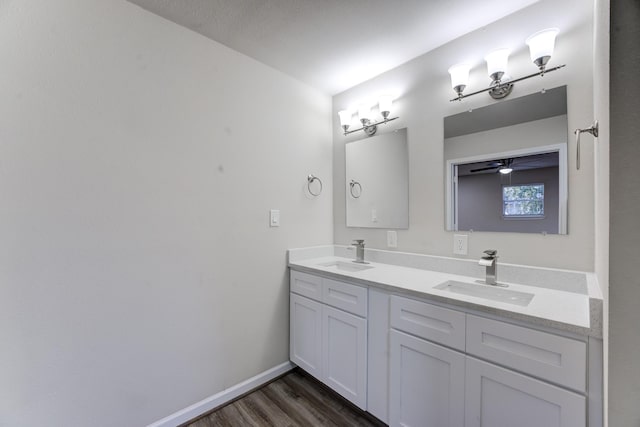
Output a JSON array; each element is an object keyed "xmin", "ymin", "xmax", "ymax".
[
  {"xmin": 307, "ymin": 174, "xmax": 323, "ymax": 197},
  {"xmin": 349, "ymin": 180, "xmax": 362, "ymax": 198}
]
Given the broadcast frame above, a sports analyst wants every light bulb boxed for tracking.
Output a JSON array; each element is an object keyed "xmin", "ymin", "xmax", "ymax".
[
  {"xmin": 338, "ymin": 110, "xmax": 352, "ymax": 131},
  {"xmin": 448, "ymin": 64, "xmax": 471, "ymax": 97},
  {"xmin": 378, "ymin": 95, "xmax": 393, "ymax": 119},
  {"xmin": 526, "ymin": 28, "xmax": 559, "ymax": 71},
  {"xmin": 358, "ymin": 104, "xmax": 371, "ymax": 124},
  {"xmin": 485, "ymin": 49, "xmax": 510, "ymax": 83},
  {"xmin": 499, "ymin": 167, "xmax": 513, "ymax": 175}
]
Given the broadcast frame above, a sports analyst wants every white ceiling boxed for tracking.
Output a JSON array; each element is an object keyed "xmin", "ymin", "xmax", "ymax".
[{"xmin": 127, "ymin": 0, "xmax": 540, "ymax": 95}]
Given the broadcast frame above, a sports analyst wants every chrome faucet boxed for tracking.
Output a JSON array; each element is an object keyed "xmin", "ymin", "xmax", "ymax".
[
  {"xmin": 480, "ymin": 249, "xmax": 498, "ymax": 285},
  {"xmin": 352, "ymin": 239, "xmax": 367, "ymax": 264}
]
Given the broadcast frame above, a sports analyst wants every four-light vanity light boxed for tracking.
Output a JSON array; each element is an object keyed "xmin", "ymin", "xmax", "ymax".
[
  {"xmin": 338, "ymin": 95, "xmax": 398, "ymax": 136},
  {"xmin": 448, "ymin": 28, "xmax": 565, "ymax": 101}
]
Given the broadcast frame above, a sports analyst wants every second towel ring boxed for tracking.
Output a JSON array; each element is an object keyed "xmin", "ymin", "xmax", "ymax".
[
  {"xmin": 307, "ymin": 174, "xmax": 323, "ymax": 197},
  {"xmin": 349, "ymin": 180, "xmax": 362, "ymax": 198}
]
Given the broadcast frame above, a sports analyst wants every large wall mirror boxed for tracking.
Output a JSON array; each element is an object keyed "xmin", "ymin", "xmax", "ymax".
[
  {"xmin": 346, "ymin": 128, "xmax": 409, "ymax": 229},
  {"xmin": 444, "ymin": 86, "xmax": 568, "ymax": 234}
]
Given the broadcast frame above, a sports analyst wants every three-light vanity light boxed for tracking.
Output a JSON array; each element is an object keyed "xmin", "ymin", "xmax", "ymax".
[
  {"xmin": 448, "ymin": 28, "xmax": 565, "ymax": 102},
  {"xmin": 338, "ymin": 95, "xmax": 399, "ymax": 136}
]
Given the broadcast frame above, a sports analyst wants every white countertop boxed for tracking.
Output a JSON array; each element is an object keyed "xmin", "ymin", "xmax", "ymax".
[{"xmin": 289, "ymin": 252, "xmax": 601, "ymax": 337}]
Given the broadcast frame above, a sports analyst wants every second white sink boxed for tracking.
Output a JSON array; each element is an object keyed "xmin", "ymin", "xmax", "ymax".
[{"xmin": 434, "ymin": 280, "xmax": 534, "ymax": 307}]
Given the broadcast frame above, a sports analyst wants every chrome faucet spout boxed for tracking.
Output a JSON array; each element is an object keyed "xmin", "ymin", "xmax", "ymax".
[
  {"xmin": 352, "ymin": 240, "xmax": 367, "ymax": 264},
  {"xmin": 480, "ymin": 249, "xmax": 498, "ymax": 285}
]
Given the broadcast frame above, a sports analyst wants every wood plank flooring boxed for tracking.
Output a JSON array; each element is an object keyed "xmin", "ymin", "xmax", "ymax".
[{"xmin": 185, "ymin": 369, "xmax": 386, "ymax": 426}]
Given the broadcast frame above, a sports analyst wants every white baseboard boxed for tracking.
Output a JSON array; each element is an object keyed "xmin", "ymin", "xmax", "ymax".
[{"xmin": 147, "ymin": 361, "xmax": 295, "ymax": 427}]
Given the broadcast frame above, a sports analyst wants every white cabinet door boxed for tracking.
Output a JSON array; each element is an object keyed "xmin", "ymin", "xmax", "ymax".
[
  {"xmin": 390, "ymin": 330, "xmax": 465, "ymax": 427},
  {"xmin": 465, "ymin": 357, "xmax": 586, "ymax": 427},
  {"xmin": 290, "ymin": 293, "xmax": 323, "ymax": 379},
  {"xmin": 322, "ymin": 305, "xmax": 368, "ymax": 409}
]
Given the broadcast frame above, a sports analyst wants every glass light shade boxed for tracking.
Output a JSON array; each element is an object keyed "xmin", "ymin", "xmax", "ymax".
[
  {"xmin": 448, "ymin": 64, "xmax": 470, "ymax": 92},
  {"xmin": 378, "ymin": 95, "xmax": 393, "ymax": 117},
  {"xmin": 499, "ymin": 167, "xmax": 513, "ymax": 175},
  {"xmin": 484, "ymin": 49, "xmax": 510, "ymax": 81},
  {"xmin": 358, "ymin": 104, "xmax": 371, "ymax": 122},
  {"xmin": 338, "ymin": 110, "xmax": 352, "ymax": 128},
  {"xmin": 526, "ymin": 28, "xmax": 559, "ymax": 68}
]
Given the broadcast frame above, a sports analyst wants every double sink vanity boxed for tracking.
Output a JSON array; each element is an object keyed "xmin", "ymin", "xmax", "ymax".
[{"xmin": 288, "ymin": 245, "xmax": 603, "ymax": 427}]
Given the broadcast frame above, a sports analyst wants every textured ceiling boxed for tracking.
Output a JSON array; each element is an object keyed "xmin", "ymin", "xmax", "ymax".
[{"xmin": 127, "ymin": 0, "xmax": 540, "ymax": 95}]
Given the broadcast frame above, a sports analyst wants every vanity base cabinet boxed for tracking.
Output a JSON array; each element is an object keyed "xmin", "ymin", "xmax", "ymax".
[
  {"xmin": 389, "ymin": 330, "xmax": 465, "ymax": 427},
  {"xmin": 289, "ymin": 293, "xmax": 322, "ymax": 379},
  {"xmin": 465, "ymin": 357, "xmax": 586, "ymax": 427},
  {"xmin": 290, "ymin": 269, "xmax": 596, "ymax": 426},
  {"xmin": 289, "ymin": 271, "xmax": 368, "ymax": 410},
  {"xmin": 323, "ymin": 305, "xmax": 367, "ymax": 409}
]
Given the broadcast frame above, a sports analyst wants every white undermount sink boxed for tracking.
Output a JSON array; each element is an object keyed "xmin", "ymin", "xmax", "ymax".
[
  {"xmin": 434, "ymin": 280, "xmax": 535, "ymax": 307},
  {"xmin": 317, "ymin": 260, "xmax": 374, "ymax": 273}
]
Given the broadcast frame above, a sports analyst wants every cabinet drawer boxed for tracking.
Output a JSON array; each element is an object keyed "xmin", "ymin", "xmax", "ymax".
[
  {"xmin": 322, "ymin": 278, "xmax": 367, "ymax": 317},
  {"xmin": 291, "ymin": 270, "xmax": 322, "ymax": 302},
  {"xmin": 466, "ymin": 314, "xmax": 587, "ymax": 392},
  {"xmin": 390, "ymin": 295, "xmax": 466, "ymax": 351}
]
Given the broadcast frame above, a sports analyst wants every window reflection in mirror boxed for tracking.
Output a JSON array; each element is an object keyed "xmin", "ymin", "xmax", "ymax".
[
  {"xmin": 346, "ymin": 128, "xmax": 409, "ymax": 229},
  {"xmin": 444, "ymin": 86, "xmax": 568, "ymax": 234}
]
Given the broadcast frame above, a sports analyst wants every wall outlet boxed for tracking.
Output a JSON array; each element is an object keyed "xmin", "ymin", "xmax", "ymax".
[
  {"xmin": 387, "ymin": 230, "xmax": 398, "ymax": 248},
  {"xmin": 371, "ymin": 209, "xmax": 378, "ymax": 223},
  {"xmin": 269, "ymin": 209, "xmax": 280, "ymax": 227},
  {"xmin": 453, "ymin": 234, "xmax": 468, "ymax": 255}
]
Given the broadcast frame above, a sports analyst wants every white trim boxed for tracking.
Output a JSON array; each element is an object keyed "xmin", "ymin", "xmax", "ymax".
[{"xmin": 147, "ymin": 361, "xmax": 295, "ymax": 427}]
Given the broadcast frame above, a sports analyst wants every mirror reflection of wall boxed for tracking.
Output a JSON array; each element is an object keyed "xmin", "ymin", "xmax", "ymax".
[
  {"xmin": 457, "ymin": 152, "xmax": 560, "ymax": 233},
  {"xmin": 346, "ymin": 128, "xmax": 409, "ymax": 229},
  {"xmin": 444, "ymin": 86, "xmax": 568, "ymax": 234}
]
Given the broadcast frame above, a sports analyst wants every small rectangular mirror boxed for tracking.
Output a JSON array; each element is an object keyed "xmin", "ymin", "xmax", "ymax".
[
  {"xmin": 346, "ymin": 128, "xmax": 409, "ymax": 229},
  {"xmin": 444, "ymin": 86, "xmax": 568, "ymax": 234}
]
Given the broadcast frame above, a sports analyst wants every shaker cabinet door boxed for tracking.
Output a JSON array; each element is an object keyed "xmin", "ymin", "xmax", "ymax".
[
  {"xmin": 389, "ymin": 330, "xmax": 465, "ymax": 427},
  {"xmin": 290, "ymin": 293, "xmax": 322, "ymax": 379},
  {"xmin": 322, "ymin": 305, "xmax": 368, "ymax": 409},
  {"xmin": 465, "ymin": 357, "xmax": 586, "ymax": 427}
]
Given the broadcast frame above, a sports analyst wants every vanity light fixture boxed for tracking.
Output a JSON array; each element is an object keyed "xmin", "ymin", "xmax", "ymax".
[
  {"xmin": 449, "ymin": 28, "xmax": 564, "ymax": 102},
  {"xmin": 485, "ymin": 48, "xmax": 513, "ymax": 99},
  {"xmin": 338, "ymin": 95, "xmax": 399, "ymax": 136}
]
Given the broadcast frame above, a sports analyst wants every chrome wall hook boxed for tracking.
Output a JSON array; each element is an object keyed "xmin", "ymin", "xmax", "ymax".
[{"xmin": 574, "ymin": 120, "xmax": 599, "ymax": 170}]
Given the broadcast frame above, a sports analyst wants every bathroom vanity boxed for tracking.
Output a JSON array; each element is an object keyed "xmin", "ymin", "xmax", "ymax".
[{"xmin": 288, "ymin": 246, "xmax": 603, "ymax": 427}]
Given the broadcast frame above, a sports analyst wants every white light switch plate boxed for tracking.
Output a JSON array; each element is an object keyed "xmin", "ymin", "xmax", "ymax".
[
  {"xmin": 453, "ymin": 234, "xmax": 468, "ymax": 255},
  {"xmin": 270, "ymin": 209, "xmax": 280, "ymax": 227},
  {"xmin": 387, "ymin": 231, "xmax": 398, "ymax": 248}
]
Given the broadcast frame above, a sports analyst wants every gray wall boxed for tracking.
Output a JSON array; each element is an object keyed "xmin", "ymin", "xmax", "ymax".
[
  {"xmin": 458, "ymin": 167, "xmax": 559, "ymax": 233},
  {"xmin": 608, "ymin": 0, "xmax": 640, "ymax": 425},
  {"xmin": 0, "ymin": 1, "xmax": 333, "ymax": 426}
]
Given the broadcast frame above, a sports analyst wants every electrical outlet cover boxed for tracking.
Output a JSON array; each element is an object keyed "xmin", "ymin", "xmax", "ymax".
[{"xmin": 453, "ymin": 234, "xmax": 468, "ymax": 255}]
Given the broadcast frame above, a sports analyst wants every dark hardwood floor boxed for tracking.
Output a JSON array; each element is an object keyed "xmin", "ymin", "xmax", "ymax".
[{"xmin": 184, "ymin": 369, "xmax": 386, "ymax": 426}]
